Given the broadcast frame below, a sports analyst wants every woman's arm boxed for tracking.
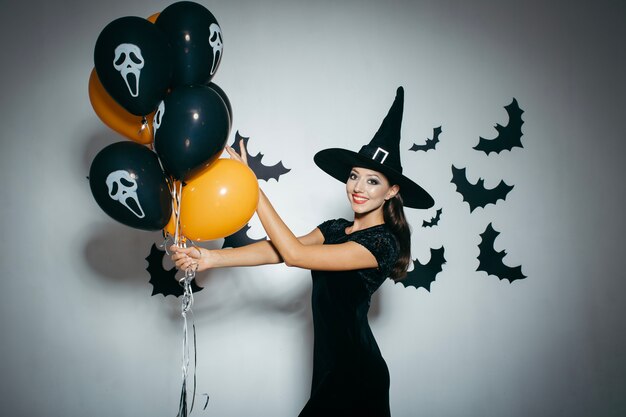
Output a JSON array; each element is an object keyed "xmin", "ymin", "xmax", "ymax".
[
  {"xmin": 171, "ymin": 228, "xmax": 324, "ymax": 272},
  {"xmin": 256, "ymin": 189, "xmax": 379, "ymax": 271}
]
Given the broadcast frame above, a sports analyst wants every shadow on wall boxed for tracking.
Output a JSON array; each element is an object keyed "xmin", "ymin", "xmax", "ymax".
[
  {"xmin": 82, "ymin": 211, "xmax": 319, "ymax": 322},
  {"xmin": 83, "ymin": 126, "xmax": 120, "ymax": 173},
  {"xmin": 83, "ymin": 221, "xmax": 160, "ymax": 285}
]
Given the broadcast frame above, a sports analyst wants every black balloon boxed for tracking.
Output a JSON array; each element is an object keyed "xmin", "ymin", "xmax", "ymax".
[
  {"xmin": 156, "ymin": 1, "xmax": 223, "ymax": 87},
  {"xmin": 153, "ymin": 85, "xmax": 231, "ymax": 181},
  {"xmin": 207, "ymin": 82, "xmax": 233, "ymax": 124},
  {"xmin": 94, "ymin": 16, "xmax": 173, "ymax": 116},
  {"xmin": 89, "ymin": 142, "xmax": 172, "ymax": 231}
]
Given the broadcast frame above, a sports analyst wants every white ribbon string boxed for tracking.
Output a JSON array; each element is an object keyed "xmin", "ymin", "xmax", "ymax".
[
  {"xmin": 166, "ymin": 179, "xmax": 202, "ymax": 416},
  {"xmin": 177, "ymin": 262, "xmax": 198, "ymax": 417},
  {"xmin": 174, "ymin": 182, "xmax": 183, "ymax": 247}
]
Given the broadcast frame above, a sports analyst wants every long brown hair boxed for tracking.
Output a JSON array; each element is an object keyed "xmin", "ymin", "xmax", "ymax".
[{"xmin": 383, "ymin": 193, "xmax": 411, "ymax": 280}]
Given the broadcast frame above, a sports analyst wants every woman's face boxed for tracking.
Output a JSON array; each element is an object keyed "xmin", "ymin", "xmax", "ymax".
[{"xmin": 346, "ymin": 167, "xmax": 399, "ymax": 215}]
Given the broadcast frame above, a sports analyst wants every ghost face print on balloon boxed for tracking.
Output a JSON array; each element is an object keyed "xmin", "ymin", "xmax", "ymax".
[
  {"xmin": 153, "ymin": 100, "xmax": 165, "ymax": 137},
  {"xmin": 106, "ymin": 170, "xmax": 146, "ymax": 219},
  {"xmin": 113, "ymin": 43, "xmax": 144, "ymax": 98},
  {"xmin": 208, "ymin": 23, "xmax": 223, "ymax": 76}
]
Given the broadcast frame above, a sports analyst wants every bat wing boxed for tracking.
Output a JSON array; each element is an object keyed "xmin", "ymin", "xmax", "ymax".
[
  {"xmin": 231, "ymin": 131, "xmax": 291, "ymax": 182},
  {"xmin": 146, "ymin": 244, "xmax": 203, "ymax": 297},
  {"xmin": 422, "ymin": 208, "xmax": 442, "ymax": 227},
  {"xmin": 451, "ymin": 165, "xmax": 514, "ymax": 212},
  {"xmin": 474, "ymin": 98, "xmax": 524, "ymax": 154},
  {"xmin": 222, "ymin": 223, "xmax": 267, "ymax": 249},
  {"xmin": 398, "ymin": 246, "xmax": 446, "ymax": 291},
  {"xmin": 477, "ymin": 223, "xmax": 526, "ymax": 283},
  {"xmin": 409, "ymin": 126, "xmax": 442, "ymax": 152}
]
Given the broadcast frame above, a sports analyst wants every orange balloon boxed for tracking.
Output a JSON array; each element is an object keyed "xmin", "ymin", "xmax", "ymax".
[
  {"xmin": 179, "ymin": 159, "xmax": 259, "ymax": 241},
  {"xmin": 147, "ymin": 12, "xmax": 160, "ymax": 23},
  {"xmin": 88, "ymin": 68, "xmax": 155, "ymax": 145}
]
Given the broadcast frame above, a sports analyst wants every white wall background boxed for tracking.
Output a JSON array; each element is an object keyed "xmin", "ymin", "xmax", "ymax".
[{"xmin": 1, "ymin": 0, "xmax": 624, "ymax": 416}]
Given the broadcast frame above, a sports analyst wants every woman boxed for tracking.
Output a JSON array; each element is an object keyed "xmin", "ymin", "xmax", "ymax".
[{"xmin": 172, "ymin": 87, "xmax": 433, "ymax": 416}]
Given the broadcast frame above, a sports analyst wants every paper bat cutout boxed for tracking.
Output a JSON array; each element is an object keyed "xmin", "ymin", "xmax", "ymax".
[
  {"xmin": 451, "ymin": 165, "xmax": 514, "ymax": 212},
  {"xmin": 477, "ymin": 223, "xmax": 526, "ymax": 283},
  {"xmin": 409, "ymin": 126, "xmax": 441, "ymax": 152},
  {"xmin": 422, "ymin": 208, "xmax": 442, "ymax": 228},
  {"xmin": 222, "ymin": 223, "xmax": 267, "ymax": 249},
  {"xmin": 398, "ymin": 247, "xmax": 446, "ymax": 291},
  {"xmin": 146, "ymin": 243, "xmax": 203, "ymax": 297},
  {"xmin": 474, "ymin": 98, "xmax": 524, "ymax": 154},
  {"xmin": 230, "ymin": 131, "xmax": 291, "ymax": 182}
]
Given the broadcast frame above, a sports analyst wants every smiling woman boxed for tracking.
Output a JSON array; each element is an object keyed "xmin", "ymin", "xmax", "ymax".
[
  {"xmin": 347, "ymin": 167, "xmax": 399, "ymax": 212},
  {"xmin": 171, "ymin": 87, "xmax": 433, "ymax": 416}
]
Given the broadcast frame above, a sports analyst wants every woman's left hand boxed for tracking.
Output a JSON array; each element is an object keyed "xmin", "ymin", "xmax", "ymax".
[
  {"xmin": 170, "ymin": 245, "xmax": 210, "ymax": 273},
  {"xmin": 225, "ymin": 140, "xmax": 249, "ymax": 166}
]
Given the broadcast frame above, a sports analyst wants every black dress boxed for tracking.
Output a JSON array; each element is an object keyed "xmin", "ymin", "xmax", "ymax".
[{"xmin": 298, "ymin": 218, "xmax": 399, "ymax": 417}]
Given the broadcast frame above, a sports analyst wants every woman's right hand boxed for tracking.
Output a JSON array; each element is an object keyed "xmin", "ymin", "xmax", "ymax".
[
  {"xmin": 170, "ymin": 245, "xmax": 210, "ymax": 272},
  {"xmin": 225, "ymin": 140, "xmax": 249, "ymax": 166}
]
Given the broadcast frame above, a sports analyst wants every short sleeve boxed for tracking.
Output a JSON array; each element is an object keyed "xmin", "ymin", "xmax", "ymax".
[
  {"xmin": 350, "ymin": 229, "xmax": 399, "ymax": 278},
  {"xmin": 317, "ymin": 219, "xmax": 337, "ymax": 239},
  {"xmin": 317, "ymin": 218, "xmax": 351, "ymax": 243}
]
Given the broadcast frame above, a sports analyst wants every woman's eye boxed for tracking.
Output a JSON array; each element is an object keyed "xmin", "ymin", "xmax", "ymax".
[
  {"xmin": 349, "ymin": 173, "xmax": 357, "ymax": 180},
  {"xmin": 368, "ymin": 179, "xmax": 379, "ymax": 185}
]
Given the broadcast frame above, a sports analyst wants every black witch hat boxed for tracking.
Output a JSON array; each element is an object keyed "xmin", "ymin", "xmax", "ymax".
[{"xmin": 314, "ymin": 87, "xmax": 434, "ymax": 209}]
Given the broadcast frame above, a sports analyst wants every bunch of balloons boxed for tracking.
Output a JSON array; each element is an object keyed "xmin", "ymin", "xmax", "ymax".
[{"xmin": 88, "ymin": 1, "xmax": 259, "ymax": 242}]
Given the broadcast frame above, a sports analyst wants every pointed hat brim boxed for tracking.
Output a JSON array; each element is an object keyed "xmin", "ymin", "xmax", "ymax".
[{"xmin": 313, "ymin": 148, "xmax": 434, "ymax": 209}]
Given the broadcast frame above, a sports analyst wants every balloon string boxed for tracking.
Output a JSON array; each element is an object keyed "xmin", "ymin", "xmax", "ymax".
[
  {"xmin": 161, "ymin": 234, "xmax": 174, "ymax": 255},
  {"xmin": 168, "ymin": 183, "xmax": 201, "ymax": 416},
  {"xmin": 174, "ymin": 181, "xmax": 183, "ymax": 246},
  {"xmin": 177, "ymin": 259, "xmax": 198, "ymax": 416},
  {"xmin": 161, "ymin": 175, "xmax": 177, "ymax": 246}
]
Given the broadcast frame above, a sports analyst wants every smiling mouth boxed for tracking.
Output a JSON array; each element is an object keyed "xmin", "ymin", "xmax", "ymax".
[{"xmin": 352, "ymin": 194, "xmax": 368, "ymax": 204}]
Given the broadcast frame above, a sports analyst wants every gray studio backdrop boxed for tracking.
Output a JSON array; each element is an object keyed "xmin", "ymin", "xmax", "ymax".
[{"xmin": 0, "ymin": 0, "xmax": 624, "ymax": 416}]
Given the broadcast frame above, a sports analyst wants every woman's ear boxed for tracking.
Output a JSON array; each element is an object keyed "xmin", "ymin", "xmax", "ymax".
[{"xmin": 386, "ymin": 185, "xmax": 400, "ymax": 200}]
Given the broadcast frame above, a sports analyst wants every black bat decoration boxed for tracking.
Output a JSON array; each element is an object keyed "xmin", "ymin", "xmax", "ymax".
[
  {"xmin": 398, "ymin": 247, "xmax": 446, "ymax": 291},
  {"xmin": 409, "ymin": 126, "xmax": 441, "ymax": 152},
  {"xmin": 230, "ymin": 131, "xmax": 291, "ymax": 182},
  {"xmin": 422, "ymin": 208, "xmax": 442, "ymax": 228},
  {"xmin": 474, "ymin": 98, "xmax": 524, "ymax": 154},
  {"xmin": 451, "ymin": 165, "xmax": 514, "ymax": 212},
  {"xmin": 222, "ymin": 223, "xmax": 267, "ymax": 249},
  {"xmin": 477, "ymin": 223, "xmax": 526, "ymax": 283},
  {"xmin": 146, "ymin": 244, "xmax": 203, "ymax": 297}
]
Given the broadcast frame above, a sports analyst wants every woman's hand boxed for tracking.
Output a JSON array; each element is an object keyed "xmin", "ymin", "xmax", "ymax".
[
  {"xmin": 170, "ymin": 245, "xmax": 210, "ymax": 272},
  {"xmin": 225, "ymin": 139, "xmax": 249, "ymax": 166}
]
